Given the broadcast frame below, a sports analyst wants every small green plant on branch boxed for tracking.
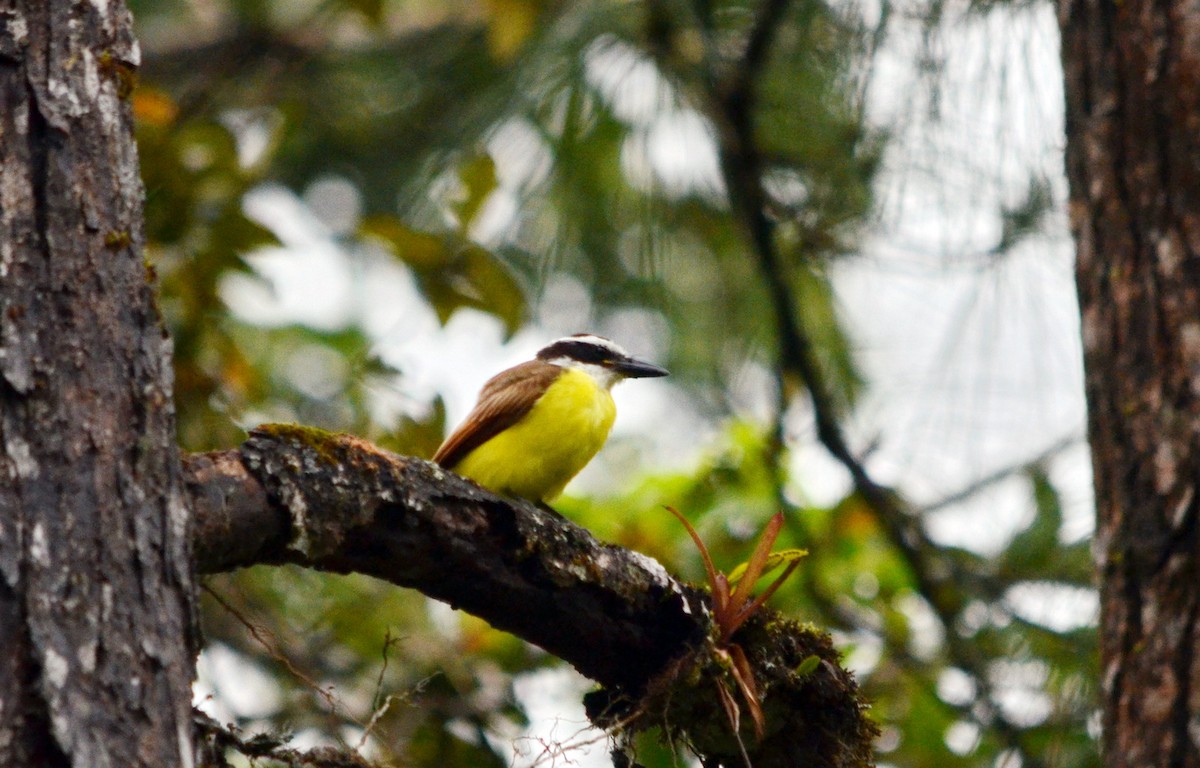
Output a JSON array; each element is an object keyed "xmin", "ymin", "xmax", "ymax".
[{"xmin": 667, "ymin": 507, "xmax": 807, "ymax": 743}]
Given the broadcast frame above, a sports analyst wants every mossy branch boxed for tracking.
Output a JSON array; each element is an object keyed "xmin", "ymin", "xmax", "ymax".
[{"xmin": 185, "ymin": 425, "xmax": 876, "ymax": 766}]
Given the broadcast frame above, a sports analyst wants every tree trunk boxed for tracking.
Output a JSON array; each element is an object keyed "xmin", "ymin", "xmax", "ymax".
[
  {"xmin": 0, "ymin": 2, "xmax": 195, "ymax": 767},
  {"xmin": 1059, "ymin": 1, "xmax": 1200, "ymax": 765}
]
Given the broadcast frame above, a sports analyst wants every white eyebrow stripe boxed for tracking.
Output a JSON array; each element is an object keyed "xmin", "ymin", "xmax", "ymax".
[{"xmin": 566, "ymin": 334, "xmax": 625, "ymax": 352}]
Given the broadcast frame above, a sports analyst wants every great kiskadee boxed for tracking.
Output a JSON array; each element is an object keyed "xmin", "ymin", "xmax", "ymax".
[{"xmin": 433, "ymin": 334, "xmax": 668, "ymax": 503}]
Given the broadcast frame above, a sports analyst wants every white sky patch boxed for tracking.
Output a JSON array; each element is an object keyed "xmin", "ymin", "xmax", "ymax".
[
  {"xmin": 284, "ymin": 343, "xmax": 350, "ymax": 400},
  {"xmin": 937, "ymin": 667, "xmax": 978, "ymax": 707},
  {"xmin": 486, "ymin": 119, "xmax": 554, "ymax": 195},
  {"xmin": 897, "ymin": 593, "xmax": 945, "ymax": 661},
  {"xmin": 225, "ymin": 185, "xmax": 356, "ymax": 331},
  {"xmin": 584, "ymin": 35, "xmax": 675, "ymax": 127},
  {"xmin": 993, "ymin": 682, "xmax": 1054, "ymax": 728},
  {"xmin": 221, "ymin": 108, "xmax": 280, "ymax": 169},
  {"xmin": 304, "ymin": 175, "xmax": 363, "ymax": 236},
  {"xmin": 1003, "ymin": 582, "xmax": 1098, "ymax": 632},
  {"xmin": 924, "ymin": 476, "xmax": 1034, "ymax": 556},
  {"xmin": 585, "ymin": 36, "xmax": 726, "ymax": 202},
  {"xmin": 509, "ymin": 667, "xmax": 611, "ymax": 768},
  {"xmin": 425, "ymin": 598, "xmax": 462, "ymax": 642},
  {"xmin": 819, "ymin": 2, "xmax": 1093, "ymax": 559},
  {"xmin": 789, "ymin": 440, "xmax": 854, "ymax": 509},
  {"xmin": 944, "ymin": 720, "xmax": 982, "ymax": 756},
  {"xmin": 468, "ymin": 187, "xmax": 520, "ymax": 245},
  {"xmin": 194, "ymin": 643, "xmax": 282, "ymax": 721},
  {"xmin": 839, "ymin": 631, "xmax": 884, "ymax": 676},
  {"xmin": 988, "ymin": 662, "xmax": 1056, "ymax": 724},
  {"xmin": 623, "ymin": 109, "xmax": 725, "ymax": 200}
]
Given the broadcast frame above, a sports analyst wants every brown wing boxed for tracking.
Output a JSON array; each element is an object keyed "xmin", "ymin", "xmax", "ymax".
[{"xmin": 433, "ymin": 360, "xmax": 563, "ymax": 469}]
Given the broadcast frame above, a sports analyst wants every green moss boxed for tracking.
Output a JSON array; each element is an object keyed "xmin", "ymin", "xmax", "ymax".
[
  {"xmin": 97, "ymin": 51, "xmax": 137, "ymax": 100},
  {"xmin": 104, "ymin": 230, "xmax": 132, "ymax": 250},
  {"xmin": 590, "ymin": 610, "xmax": 878, "ymax": 767},
  {"xmin": 256, "ymin": 423, "xmax": 347, "ymax": 466}
]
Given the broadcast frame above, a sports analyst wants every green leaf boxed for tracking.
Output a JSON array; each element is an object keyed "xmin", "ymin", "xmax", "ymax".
[
  {"xmin": 361, "ymin": 216, "xmax": 525, "ymax": 334},
  {"xmin": 728, "ymin": 548, "xmax": 809, "ymax": 586},
  {"xmin": 216, "ymin": 205, "xmax": 279, "ymax": 254},
  {"xmin": 452, "ymin": 154, "xmax": 499, "ymax": 232},
  {"xmin": 795, "ymin": 655, "xmax": 821, "ymax": 678},
  {"xmin": 995, "ymin": 176, "xmax": 1053, "ymax": 254},
  {"xmin": 483, "ymin": 0, "xmax": 543, "ymax": 59},
  {"xmin": 382, "ymin": 396, "xmax": 448, "ymax": 461},
  {"xmin": 360, "ymin": 215, "xmax": 450, "ymax": 270},
  {"xmin": 1003, "ymin": 466, "xmax": 1064, "ymax": 572},
  {"xmin": 338, "ymin": 0, "xmax": 384, "ymax": 24},
  {"xmin": 459, "ymin": 245, "xmax": 525, "ymax": 336}
]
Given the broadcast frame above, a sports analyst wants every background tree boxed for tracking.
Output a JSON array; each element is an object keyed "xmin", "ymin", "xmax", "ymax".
[
  {"xmin": 0, "ymin": 2, "xmax": 194, "ymax": 766},
  {"xmin": 1061, "ymin": 0, "xmax": 1200, "ymax": 764}
]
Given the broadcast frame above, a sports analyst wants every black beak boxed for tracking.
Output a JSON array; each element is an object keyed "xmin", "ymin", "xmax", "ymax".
[{"xmin": 614, "ymin": 356, "xmax": 669, "ymax": 379}]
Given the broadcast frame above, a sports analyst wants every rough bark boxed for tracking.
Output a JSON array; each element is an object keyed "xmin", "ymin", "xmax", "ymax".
[
  {"xmin": 186, "ymin": 425, "xmax": 878, "ymax": 767},
  {"xmin": 1059, "ymin": 0, "xmax": 1200, "ymax": 764},
  {"xmin": 188, "ymin": 425, "xmax": 707, "ymax": 691},
  {"xmin": 0, "ymin": 2, "xmax": 195, "ymax": 767}
]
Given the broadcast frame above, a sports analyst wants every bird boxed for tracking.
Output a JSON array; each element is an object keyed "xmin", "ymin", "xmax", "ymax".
[{"xmin": 433, "ymin": 334, "xmax": 668, "ymax": 503}]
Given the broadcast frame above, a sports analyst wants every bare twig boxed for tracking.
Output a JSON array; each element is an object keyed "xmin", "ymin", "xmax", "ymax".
[
  {"xmin": 916, "ymin": 433, "xmax": 1082, "ymax": 515},
  {"xmin": 202, "ymin": 583, "xmax": 340, "ymax": 713}
]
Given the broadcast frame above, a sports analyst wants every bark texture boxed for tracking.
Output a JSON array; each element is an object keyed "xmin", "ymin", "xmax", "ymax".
[
  {"xmin": 188, "ymin": 425, "xmax": 712, "ymax": 692},
  {"xmin": 0, "ymin": 2, "xmax": 195, "ymax": 767},
  {"xmin": 187, "ymin": 426, "xmax": 878, "ymax": 767},
  {"xmin": 1059, "ymin": 0, "xmax": 1200, "ymax": 764}
]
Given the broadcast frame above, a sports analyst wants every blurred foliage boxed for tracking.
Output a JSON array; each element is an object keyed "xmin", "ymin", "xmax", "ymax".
[{"xmin": 131, "ymin": 0, "xmax": 1097, "ymax": 765}]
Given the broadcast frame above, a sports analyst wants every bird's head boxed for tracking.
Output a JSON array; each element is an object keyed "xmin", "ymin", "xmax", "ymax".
[{"xmin": 536, "ymin": 334, "xmax": 668, "ymax": 389}]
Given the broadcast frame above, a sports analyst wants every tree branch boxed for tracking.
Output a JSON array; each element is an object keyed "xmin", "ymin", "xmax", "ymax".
[
  {"xmin": 185, "ymin": 424, "xmax": 704, "ymax": 692},
  {"xmin": 184, "ymin": 425, "xmax": 877, "ymax": 767}
]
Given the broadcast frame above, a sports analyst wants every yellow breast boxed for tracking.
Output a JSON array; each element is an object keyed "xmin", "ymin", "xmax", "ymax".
[{"xmin": 452, "ymin": 368, "xmax": 617, "ymax": 502}]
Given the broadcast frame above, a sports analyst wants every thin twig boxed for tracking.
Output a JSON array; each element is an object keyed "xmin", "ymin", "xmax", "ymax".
[
  {"xmin": 355, "ymin": 675, "xmax": 437, "ymax": 752},
  {"xmin": 916, "ymin": 433, "xmax": 1082, "ymax": 515},
  {"xmin": 202, "ymin": 583, "xmax": 340, "ymax": 712}
]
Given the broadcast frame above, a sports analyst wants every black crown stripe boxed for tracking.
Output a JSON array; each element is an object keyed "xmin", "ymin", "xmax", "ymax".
[{"xmin": 536, "ymin": 339, "xmax": 616, "ymax": 365}]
